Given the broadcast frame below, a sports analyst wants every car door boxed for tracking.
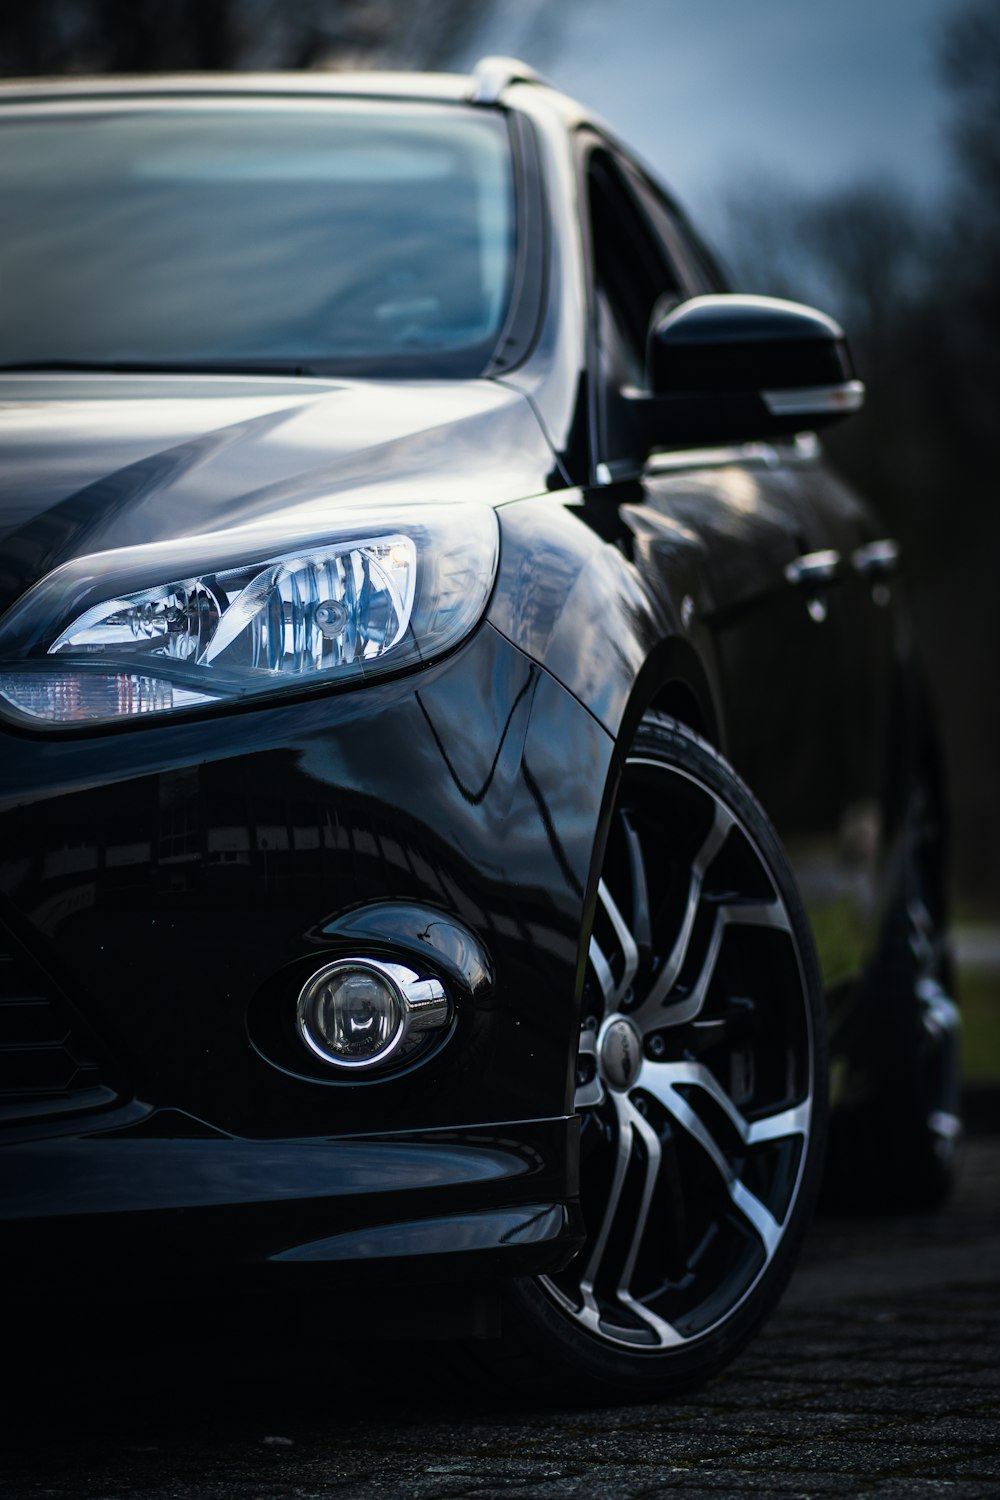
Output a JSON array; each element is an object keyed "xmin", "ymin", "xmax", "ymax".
[{"xmin": 578, "ymin": 135, "xmax": 894, "ymax": 990}]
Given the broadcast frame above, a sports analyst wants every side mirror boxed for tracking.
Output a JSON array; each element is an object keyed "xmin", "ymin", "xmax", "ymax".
[{"xmin": 632, "ymin": 294, "xmax": 864, "ymax": 453}]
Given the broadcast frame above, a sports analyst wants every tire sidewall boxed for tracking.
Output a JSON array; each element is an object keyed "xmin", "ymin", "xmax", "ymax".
[{"xmin": 505, "ymin": 714, "xmax": 829, "ymax": 1402}]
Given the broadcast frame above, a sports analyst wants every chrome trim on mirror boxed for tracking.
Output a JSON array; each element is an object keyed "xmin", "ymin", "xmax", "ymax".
[{"xmin": 763, "ymin": 380, "xmax": 865, "ymax": 417}]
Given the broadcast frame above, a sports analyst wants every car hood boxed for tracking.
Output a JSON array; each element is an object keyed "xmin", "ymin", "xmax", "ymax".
[{"xmin": 0, "ymin": 373, "xmax": 556, "ymax": 617}]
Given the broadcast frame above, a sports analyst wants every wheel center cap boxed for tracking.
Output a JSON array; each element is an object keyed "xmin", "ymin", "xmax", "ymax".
[{"xmin": 599, "ymin": 1015, "xmax": 642, "ymax": 1092}]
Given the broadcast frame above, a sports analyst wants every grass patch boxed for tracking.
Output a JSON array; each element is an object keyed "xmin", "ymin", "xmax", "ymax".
[{"xmin": 959, "ymin": 966, "xmax": 1000, "ymax": 1081}]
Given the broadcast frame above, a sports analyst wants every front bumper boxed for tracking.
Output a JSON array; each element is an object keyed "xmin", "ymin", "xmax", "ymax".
[
  {"xmin": 0, "ymin": 622, "xmax": 612, "ymax": 1291},
  {"xmin": 1, "ymin": 1103, "xmax": 583, "ymax": 1301}
]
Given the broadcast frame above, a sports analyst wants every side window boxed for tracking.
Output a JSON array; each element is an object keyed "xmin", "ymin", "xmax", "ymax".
[
  {"xmin": 584, "ymin": 145, "xmax": 682, "ymax": 473},
  {"xmin": 625, "ymin": 167, "xmax": 728, "ymax": 295}
]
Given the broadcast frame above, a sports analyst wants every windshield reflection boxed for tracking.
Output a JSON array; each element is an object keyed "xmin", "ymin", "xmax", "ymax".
[{"xmin": 0, "ymin": 101, "xmax": 515, "ymax": 377}]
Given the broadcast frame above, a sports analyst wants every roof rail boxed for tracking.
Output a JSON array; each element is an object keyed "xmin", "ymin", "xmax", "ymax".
[{"xmin": 467, "ymin": 55, "xmax": 549, "ymax": 105}]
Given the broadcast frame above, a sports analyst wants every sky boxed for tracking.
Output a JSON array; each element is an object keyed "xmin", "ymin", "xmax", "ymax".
[{"xmin": 459, "ymin": 0, "xmax": 960, "ymax": 236}]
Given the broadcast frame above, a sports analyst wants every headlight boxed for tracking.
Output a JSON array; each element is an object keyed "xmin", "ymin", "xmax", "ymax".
[{"xmin": 0, "ymin": 502, "xmax": 498, "ymax": 726}]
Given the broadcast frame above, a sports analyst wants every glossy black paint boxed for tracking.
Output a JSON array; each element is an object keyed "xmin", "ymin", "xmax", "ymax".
[
  {"xmin": 0, "ymin": 623, "xmax": 613, "ymax": 1133},
  {"xmin": 638, "ymin": 295, "xmax": 859, "ymax": 449},
  {"xmin": 0, "ymin": 70, "xmax": 932, "ymax": 1307},
  {"xmin": 0, "ymin": 1112, "xmax": 582, "ymax": 1285},
  {"xmin": 0, "ymin": 374, "xmax": 556, "ymax": 619}
]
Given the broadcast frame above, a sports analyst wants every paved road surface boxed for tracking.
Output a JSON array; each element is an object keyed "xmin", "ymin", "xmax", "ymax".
[{"xmin": 3, "ymin": 1138, "xmax": 998, "ymax": 1500}]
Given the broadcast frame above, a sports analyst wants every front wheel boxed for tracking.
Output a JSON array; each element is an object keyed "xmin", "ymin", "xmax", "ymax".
[{"xmin": 494, "ymin": 716, "xmax": 828, "ymax": 1401}]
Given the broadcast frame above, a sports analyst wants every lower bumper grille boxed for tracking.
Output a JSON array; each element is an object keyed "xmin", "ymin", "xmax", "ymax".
[{"xmin": 0, "ymin": 930, "xmax": 116, "ymax": 1122}]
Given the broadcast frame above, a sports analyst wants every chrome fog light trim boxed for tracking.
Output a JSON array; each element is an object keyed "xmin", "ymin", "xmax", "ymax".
[{"xmin": 296, "ymin": 957, "xmax": 448, "ymax": 1071}]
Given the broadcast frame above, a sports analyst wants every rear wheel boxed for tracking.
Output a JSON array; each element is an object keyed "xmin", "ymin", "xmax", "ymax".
[
  {"xmin": 826, "ymin": 775, "xmax": 960, "ymax": 1213},
  {"xmin": 491, "ymin": 716, "xmax": 828, "ymax": 1401}
]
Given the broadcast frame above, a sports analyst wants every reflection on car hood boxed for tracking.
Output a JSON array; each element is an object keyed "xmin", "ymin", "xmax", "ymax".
[{"xmin": 0, "ymin": 373, "xmax": 556, "ymax": 616}]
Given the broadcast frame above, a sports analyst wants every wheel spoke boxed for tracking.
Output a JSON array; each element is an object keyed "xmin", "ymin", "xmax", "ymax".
[
  {"xmin": 629, "ymin": 804, "xmax": 732, "ymax": 1030},
  {"xmin": 574, "ymin": 1025, "xmax": 604, "ymax": 1109},
  {"xmin": 571, "ymin": 1093, "xmax": 684, "ymax": 1347},
  {"xmin": 633, "ymin": 895, "xmax": 790, "ymax": 1034},
  {"xmin": 616, "ymin": 1099, "xmax": 685, "ymax": 1347},
  {"xmin": 649, "ymin": 804, "xmax": 733, "ymax": 991},
  {"xmin": 617, "ymin": 1098, "xmax": 659, "ymax": 1292},
  {"xmin": 635, "ymin": 1059, "xmax": 806, "ymax": 1260},
  {"xmin": 588, "ymin": 933, "xmax": 615, "ymax": 1013},
  {"xmin": 621, "ymin": 811, "xmax": 653, "ymax": 960},
  {"xmin": 639, "ymin": 1059, "xmax": 809, "ymax": 1147},
  {"xmin": 728, "ymin": 1180, "xmax": 782, "ymax": 1258},
  {"xmin": 745, "ymin": 1099, "xmax": 811, "ymax": 1145},
  {"xmin": 595, "ymin": 877, "xmax": 639, "ymax": 1008},
  {"xmin": 578, "ymin": 1092, "xmax": 634, "ymax": 1315}
]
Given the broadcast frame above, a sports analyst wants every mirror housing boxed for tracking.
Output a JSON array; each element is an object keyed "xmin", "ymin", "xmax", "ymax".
[{"xmin": 631, "ymin": 294, "xmax": 864, "ymax": 454}]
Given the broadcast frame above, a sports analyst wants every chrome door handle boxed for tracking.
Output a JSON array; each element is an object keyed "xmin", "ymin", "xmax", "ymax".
[
  {"xmin": 784, "ymin": 550, "xmax": 841, "ymax": 588},
  {"xmin": 852, "ymin": 539, "xmax": 900, "ymax": 578}
]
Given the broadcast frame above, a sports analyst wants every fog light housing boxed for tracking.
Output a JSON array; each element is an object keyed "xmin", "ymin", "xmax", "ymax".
[{"xmin": 296, "ymin": 957, "xmax": 448, "ymax": 1071}]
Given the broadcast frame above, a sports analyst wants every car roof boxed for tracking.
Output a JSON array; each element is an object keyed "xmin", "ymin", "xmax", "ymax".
[
  {"xmin": 0, "ymin": 71, "xmax": 467, "ymax": 104},
  {"xmin": 0, "ymin": 57, "xmax": 553, "ymax": 109}
]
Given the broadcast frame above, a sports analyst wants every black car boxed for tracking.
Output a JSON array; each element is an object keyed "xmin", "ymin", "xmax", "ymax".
[{"xmin": 0, "ymin": 58, "xmax": 959, "ymax": 1400}]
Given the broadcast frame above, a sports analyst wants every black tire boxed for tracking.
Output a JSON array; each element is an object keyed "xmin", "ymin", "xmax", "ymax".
[
  {"xmin": 826, "ymin": 775, "xmax": 960, "ymax": 1213},
  {"xmin": 477, "ymin": 715, "xmax": 828, "ymax": 1403}
]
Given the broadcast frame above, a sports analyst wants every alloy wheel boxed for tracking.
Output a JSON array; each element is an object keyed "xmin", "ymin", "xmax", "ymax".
[{"xmin": 541, "ymin": 738, "xmax": 817, "ymax": 1351}]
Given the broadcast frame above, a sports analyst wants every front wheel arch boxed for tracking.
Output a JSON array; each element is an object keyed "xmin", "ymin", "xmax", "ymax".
[
  {"xmin": 473, "ymin": 713, "xmax": 830, "ymax": 1401},
  {"xmin": 573, "ymin": 647, "xmax": 726, "ymax": 1038},
  {"xmin": 616, "ymin": 635, "xmax": 726, "ymax": 757}
]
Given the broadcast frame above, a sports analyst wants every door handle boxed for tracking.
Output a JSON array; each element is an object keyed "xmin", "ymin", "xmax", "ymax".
[
  {"xmin": 784, "ymin": 550, "xmax": 841, "ymax": 588},
  {"xmin": 852, "ymin": 539, "xmax": 900, "ymax": 578}
]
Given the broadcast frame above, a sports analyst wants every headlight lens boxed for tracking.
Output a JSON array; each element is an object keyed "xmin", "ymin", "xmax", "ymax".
[{"xmin": 0, "ymin": 503, "xmax": 497, "ymax": 726}]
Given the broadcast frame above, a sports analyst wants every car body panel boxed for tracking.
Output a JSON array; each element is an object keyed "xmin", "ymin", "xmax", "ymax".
[
  {"xmin": 0, "ymin": 71, "xmax": 935, "ymax": 1308},
  {"xmin": 0, "ymin": 1110, "xmax": 582, "ymax": 1279},
  {"xmin": 0, "ymin": 374, "xmax": 557, "ymax": 615},
  {"xmin": 0, "ymin": 623, "xmax": 615, "ymax": 1134}
]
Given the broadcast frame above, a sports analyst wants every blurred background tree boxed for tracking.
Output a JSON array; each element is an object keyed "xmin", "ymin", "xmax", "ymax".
[
  {"xmin": 0, "ymin": 0, "xmax": 996, "ymax": 912},
  {"xmin": 0, "ymin": 0, "xmax": 497, "ymax": 73},
  {"xmin": 719, "ymin": 0, "xmax": 1000, "ymax": 907}
]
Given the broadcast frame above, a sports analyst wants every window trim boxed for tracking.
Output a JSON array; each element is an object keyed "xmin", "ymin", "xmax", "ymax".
[{"xmin": 575, "ymin": 129, "xmax": 696, "ymax": 480}]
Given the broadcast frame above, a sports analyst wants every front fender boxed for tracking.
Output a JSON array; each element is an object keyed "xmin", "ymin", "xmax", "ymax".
[{"xmin": 489, "ymin": 490, "xmax": 725, "ymax": 751}]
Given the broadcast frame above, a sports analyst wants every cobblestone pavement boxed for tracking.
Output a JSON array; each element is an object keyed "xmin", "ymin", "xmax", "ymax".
[{"xmin": 4, "ymin": 1138, "xmax": 998, "ymax": 1500}]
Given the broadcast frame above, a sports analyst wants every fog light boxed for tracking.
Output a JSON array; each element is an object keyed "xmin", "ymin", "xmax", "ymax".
[
  {"xmin": 296, "ymin": 957, "xmax": 448, "ymax": 1071},
  {"xmin": 300, "ymin": 963, "xmax": 401, "ymax": 1065}
]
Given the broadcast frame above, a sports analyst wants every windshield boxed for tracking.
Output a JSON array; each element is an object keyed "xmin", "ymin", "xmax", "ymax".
[{"xmin": 0, "ymin": 99, "xmax": 516, "ymax": 377}]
